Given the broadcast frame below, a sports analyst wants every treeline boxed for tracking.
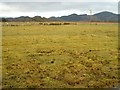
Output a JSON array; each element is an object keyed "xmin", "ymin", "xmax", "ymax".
[
  {"xmin": 3, "ymin": 22, "xmax": 77, "ymax": 26},
  {"xmin": 39, "ymin": 22, "xmax": 77, "ymax": 25}
]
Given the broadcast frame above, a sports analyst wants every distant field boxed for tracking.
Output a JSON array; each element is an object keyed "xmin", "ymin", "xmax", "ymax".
[{"xmin": 2, "ymin": 22, "xmax": 118, "ymax": 88}]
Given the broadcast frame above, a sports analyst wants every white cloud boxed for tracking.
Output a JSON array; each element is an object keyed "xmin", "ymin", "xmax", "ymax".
[{"xmin": 0, "ymin": 2, "xmax": 118, "ymax": 18}]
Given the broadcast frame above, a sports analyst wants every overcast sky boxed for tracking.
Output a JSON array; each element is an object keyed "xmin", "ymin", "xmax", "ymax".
[{"xmin": 0, "ymin": 1, "xmax": 119, "ymax": 18}]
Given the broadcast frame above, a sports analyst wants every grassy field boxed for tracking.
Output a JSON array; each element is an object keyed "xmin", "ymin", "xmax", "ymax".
[{"xmin": 2, "ymin": 22, "xmax": 118, "ymax": 88}]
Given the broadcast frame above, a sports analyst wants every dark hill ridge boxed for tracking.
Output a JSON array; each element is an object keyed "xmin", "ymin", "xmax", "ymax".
[
  {"xmin": 93, "ymin": 11, "xmax": 118, "ymax": 22},
  {"xmin": 4, "ymin": 16, "xmax": 49, "ymax": 22},
  {"xmin": 1, "ymin": 11, "xmax": 118, "ymax": 22},
  {"xmin": 49, "ymin": 11, "xmax": 118, "ymax": 22}
]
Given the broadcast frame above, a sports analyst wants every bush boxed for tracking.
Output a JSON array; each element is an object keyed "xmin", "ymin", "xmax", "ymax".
[{"xmin": 49, "ymin": 23, "xmax": 62, "ymax": 25}]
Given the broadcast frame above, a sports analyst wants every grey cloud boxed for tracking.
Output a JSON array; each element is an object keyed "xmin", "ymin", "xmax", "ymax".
[
  {"xmin": 1, "ymin": 2, "xmax": 117, "ymax": 12},
  {"xmin": 2, "ymin": 2, "xmax": 63, "ymax": 12},
  {"xmin": 0, "ymin": 2, "xmax": 118, "ymax": 17}
]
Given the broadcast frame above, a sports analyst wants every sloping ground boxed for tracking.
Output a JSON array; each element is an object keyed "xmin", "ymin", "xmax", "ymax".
[{"xmin": 2, "ymin": 22, "xmax": 119, "ymax": 88}]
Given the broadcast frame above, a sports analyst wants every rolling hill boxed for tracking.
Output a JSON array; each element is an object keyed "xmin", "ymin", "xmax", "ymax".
[
  {"xmin": 49, "ymin": 11, "xmax": 118, "ymax": 22},
  {"xmin": 1, "ymin": 11, "xmax": 118, "ymax": 22}
]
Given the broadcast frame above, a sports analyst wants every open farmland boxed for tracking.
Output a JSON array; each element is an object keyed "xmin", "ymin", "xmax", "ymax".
[{"xmin": 2, "ymin": 22, "xmax": 119, "ymax": 88}]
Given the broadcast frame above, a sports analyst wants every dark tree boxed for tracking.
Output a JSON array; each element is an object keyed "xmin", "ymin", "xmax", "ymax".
[{"xmin": 2, "ymin": 18, "xmax": 7, "ymax": 22}]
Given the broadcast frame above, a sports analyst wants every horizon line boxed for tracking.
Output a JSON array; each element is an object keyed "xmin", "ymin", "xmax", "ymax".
[{"xmin": 1, "ymin": 11, "xmax": 118, "ymax": 18}]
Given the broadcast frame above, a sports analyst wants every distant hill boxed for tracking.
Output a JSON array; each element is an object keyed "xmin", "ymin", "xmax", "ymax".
[
  {"xmin": 2, "ymin": 16, "xmax": 49, "ymax": 22},
  {"xmin": 49, "ymin": 11, "xmax": 118, "ymax": 22},
  {"xmin": 49, "ymin": 14, "xmax": 89, "ymax": 22},
  {"xmin": 1, "ymin": 11, "xmax": 118, "ymax": 22},
  {"xmin": 93, "ymin": 11, "xmax": 118, "ymax": 22}
]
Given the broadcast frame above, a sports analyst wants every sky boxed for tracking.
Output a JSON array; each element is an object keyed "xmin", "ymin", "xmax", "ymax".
[{"xmin": 0, "ymin": 0, "xmax": 119, "ymax": 18}]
